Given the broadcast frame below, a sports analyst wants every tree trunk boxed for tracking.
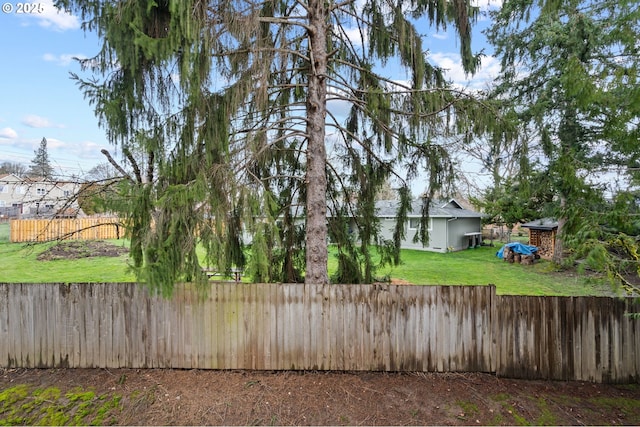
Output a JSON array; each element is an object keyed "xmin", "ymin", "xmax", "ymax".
[
  {"xmin": 283, "ymin": 208, "xmax": 299, "ymax": 283},
  {"xmin": 304, "ymin": 0, "xmax": 329, "ymax": 285},
  {"xmin": 553, "ymin": 196, "xmax": 566, "ymax": 265}
]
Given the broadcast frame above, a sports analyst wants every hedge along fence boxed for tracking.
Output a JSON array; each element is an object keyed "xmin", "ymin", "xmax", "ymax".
[
  {"xmin": 0, "ymin": 282, "xmax": 638, "ymax": 383},
  {"xmin": 10, "ymin": 217, "xmax": 122, "ymax": 242}
]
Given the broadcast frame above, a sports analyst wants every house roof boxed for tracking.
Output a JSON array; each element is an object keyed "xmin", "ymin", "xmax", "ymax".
[
  {"xmin": 520, "ymin": 218, "xmax": 559, "ymax": 230},
  {"xmin": 2, "ymin": 175, "xmax": 78, "ymax": 187},
  {"xmin": 375, "ymin": 199, "xmax": 484, "ymax": 219},
  {"xmin": 0, "ymin": 173, "xmax": 22, "ymax": 182}
]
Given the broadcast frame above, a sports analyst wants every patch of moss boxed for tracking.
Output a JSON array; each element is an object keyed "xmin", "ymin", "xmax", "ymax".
[
  {"xmin": 0, "ymin": 384, "xmax": 122, "ymax": 426},
  {"xmin": 74, "ymin": 404, "xmax": 91, "ymax": 424},
  {"xmin": 589, "ymin": 397, "xmax": 640, "ymax": 418},
  {"xmin": 91, "ymin": 395, "xmax": 122, "ymax": 426},
  {"xmin": 66, "ymin": 389, "xmax": 96, "ymax": 402},
  {"xmin": 337, "ymin": 414, "xmax": 351, "ymax": 425},
  {"xmin": 511, "ymin": 410, "xmax": 530, "ymax": 426},
  {"xmin": 491, "ymin": 392, "xmax": 510, "ymax": 402},
  {"xmin": 0, "ymin": 385, "xmax": 30, "ymax": 408},
  {"xmin": 457, "ymin": 399, "xmax": 479, "ymax": 415},
  {"xmin": 38, "ymin": 405, "xmax": 70, "ymax": 426},
  {"xmin": 533, "ymin": 397, "xmax": 557, "ymax": 426},
  {"xmin": 33, "ymin": 387, "xmax": 61, "ymax": 402},
  {"xmin": 490, "ymin": 394, "xmax": 531, "ymax": 426},
  {"xmin": 0, "ymin": 385, "xmax": 31, "ymax": 425},
  {"xmin": 488, "ymin": 413, "xmax": 504, "ymax": 425}
]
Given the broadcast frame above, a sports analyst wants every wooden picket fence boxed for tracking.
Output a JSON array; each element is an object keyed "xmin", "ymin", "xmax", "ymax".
[
  {"xmin": 1, "ymin": 282, "xmax": 638, "ymax": 383},
  {"xmin": 10, "ymin": 217, "xmax": 122, "ymax": 242}
]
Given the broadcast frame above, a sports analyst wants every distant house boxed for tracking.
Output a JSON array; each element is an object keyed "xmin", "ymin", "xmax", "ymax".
[
  {"xmin": 0, "ymin": 174, "xmax": 82, "ymax": 218},
  {"xmin": 372, "ymin": 199, "xmax": 485, "ymax": 252},
  {"xmin": 0, "ymin": 174, "xmax": 23, "ymax": 218},
  {"xmin": 520, "ymin": 218, "xmax": 558, "ymax": 260}
]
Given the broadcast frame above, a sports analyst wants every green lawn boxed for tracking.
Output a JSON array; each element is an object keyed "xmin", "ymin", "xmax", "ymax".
[
  {"xmin": 0, "ymin": 222, "xmax": 8, "ymax": 242},
  {"xmin": 367, "ymin": 246, "xmax": 613, "ymax": 296},
  {"xmin": 0, "ymin": 223, "xmax": 614, "ymax": 296},
  {"xmin": 0, "ymin": 223, "xmax": 135, "ymax": 283}
]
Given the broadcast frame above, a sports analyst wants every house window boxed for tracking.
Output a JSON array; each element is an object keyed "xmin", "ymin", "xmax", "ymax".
[
  {"xmin": 64, "ymin": 190, "xmax": 71, "ymax": 197},
  {"xmin": 408, "ymin": 217, "xmax": 432, "ymax": 231},
  {"xmin": 36, "ymin": 188, "xmax": 46, "ymax": 196},
  {"xmin": 0, "ymin": 185, "xmax": 7, "ymax": 193},
  {"xmin": 0, "ymin": 201, "xmax": 5, "ymax": 207}
]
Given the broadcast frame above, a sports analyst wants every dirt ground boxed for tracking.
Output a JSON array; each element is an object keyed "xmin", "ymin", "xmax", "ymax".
[
  {"xmin": 2, "ymin": 368, "xmax": 640, "ymax": 426},
  {"xmin": 36, "ymin": 240, "xmax": 129, "ymax": 261}
]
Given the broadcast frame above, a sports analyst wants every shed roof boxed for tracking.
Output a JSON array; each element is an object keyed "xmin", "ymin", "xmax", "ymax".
[{"xmin": 520, "ymin": 218, "xmax": 559, "ymax": 230}]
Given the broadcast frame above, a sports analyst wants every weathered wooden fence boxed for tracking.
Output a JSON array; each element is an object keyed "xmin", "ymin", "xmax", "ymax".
[
  {"xmin": 10, "ymin": 217, "xmax": 122, "ymax": 242},
  {"xmin": 494, "ymin": 295, "xmax": 640, "ymax": 382},
  {"xmin": 0, "ymin": 282, "xmax": 638, "ymax": 383}
]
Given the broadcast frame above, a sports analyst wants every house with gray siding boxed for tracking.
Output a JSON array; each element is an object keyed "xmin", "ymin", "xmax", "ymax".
[{"xmin": 375, "ymin": 199, "xmax": 484, "ymax": 252}]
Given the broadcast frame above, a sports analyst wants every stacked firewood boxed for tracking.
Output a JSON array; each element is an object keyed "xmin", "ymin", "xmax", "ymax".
[
  {"xmin": 529, "ymin": 230, "xmax": 555, "ymax": 259},
  {"xmin": 502, "ymin": 246, "xmax": 540, "ymax": 265}
]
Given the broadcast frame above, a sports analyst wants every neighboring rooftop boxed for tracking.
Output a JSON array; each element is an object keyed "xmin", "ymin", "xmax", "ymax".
[{"xmin": 375, "ymin": 199, "xmax": 484, "ymax": 218}]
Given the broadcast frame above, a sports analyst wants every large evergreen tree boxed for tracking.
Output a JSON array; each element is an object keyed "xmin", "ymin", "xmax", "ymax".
[
  {"xmin": 28, "ymin": 137, "xmax": 54, "ymax": 179},
  {"xmin": 57, "ymin": 0, "xmax": 483, "ymax": 293},
  {"xmin": 486, "ymin": 0, "xmax": 640, "ymax": 262},
  {"xmin": 486, "ymin": 0, "xmax": 640, "ymax": 292}
]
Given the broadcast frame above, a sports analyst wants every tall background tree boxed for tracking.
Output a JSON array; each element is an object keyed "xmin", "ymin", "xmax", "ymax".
[
  {"xmin": 57, "ymin": 0, "xmax": 483, "ymax": 293},
  {"xmin": 28, "ymin": 137, "xmax": 54, "ymax": 179},
  {"xmin": 486, "ymin": 0, "xmax": 640, "ymax": 291}
]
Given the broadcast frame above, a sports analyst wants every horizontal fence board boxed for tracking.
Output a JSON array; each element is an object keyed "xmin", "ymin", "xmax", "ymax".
[
  {"xmin": 10, "ymin": 217, "xmax": 122, "ymax": 242},
  {"xmin": 0, "ymin": 282, "xmax": 638, "ymax": 382}
]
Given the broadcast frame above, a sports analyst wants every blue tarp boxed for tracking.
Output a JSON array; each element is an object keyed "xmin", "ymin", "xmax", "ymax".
[{"xmin": 496, "ymin": 242, "xmax": 538, "ymax": 259}]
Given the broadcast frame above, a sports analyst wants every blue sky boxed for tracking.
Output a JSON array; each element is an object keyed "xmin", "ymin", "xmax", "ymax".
[
  {"xmin": 0, "ymin": 0, "xmax": 500, "ymax": 180},
  {"xmin": 0, "ymin": 0, "xmax": 108, "ymax": 177}
]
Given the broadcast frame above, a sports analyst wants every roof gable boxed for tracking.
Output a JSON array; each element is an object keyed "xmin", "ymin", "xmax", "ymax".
[
  {"xmin": 0, "ymin": 173, "xmax": 22, "ymax": 182},
  {"xmin": 440, "ymin": 199, "xmax": 463, "ymax": 209}
]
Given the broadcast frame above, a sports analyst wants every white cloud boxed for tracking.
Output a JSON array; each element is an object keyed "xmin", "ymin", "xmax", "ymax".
[
  {"xmin": 22, "ymin": 115, "xmax": 65, "ymax": 129},
  {"xmin": 46, "ymin": 138, "xmax": 111, "ymax": 161},
  {"xmin": 0, "ymin": 128, "xmax": 18, "ymax": 139},
  {"xmin": 73, "ymin": 140, "xmax": 111, "ymax": 160},
  {"xmin": 39, "ymin": 137, "xmax": 66, "ymax": 150},
  {"xmin": 340, "ymin": 26, "xmax": 367, "ymax": 47},
  {"xmin": 430, "ymin": 52, "xmax": 501, "ymax": 90},
  {"xmin": 431, "ymin": 32, "xmax": 449, "ymax": 40},
  {"xmin": 21, "ymin": 0, "xmax": 80, "ymax": 31},
  {"xmin": 42, "ymin": 53, "xmax": 87, "ymax": 66},
  {"xmin": 327, "ymin": 98, "xmax": 352, "ymax": 121}
]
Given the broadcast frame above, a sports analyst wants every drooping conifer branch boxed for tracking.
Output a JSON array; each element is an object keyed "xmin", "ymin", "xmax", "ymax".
[{"xmin": 58, "ymin": 0, "xmax": 488, "ymax": 290}]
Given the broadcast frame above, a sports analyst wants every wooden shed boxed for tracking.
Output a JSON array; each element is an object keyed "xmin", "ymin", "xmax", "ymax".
[{"xmin": 520, "ymin": 218, "xmax": 558, "ymax": 260}]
